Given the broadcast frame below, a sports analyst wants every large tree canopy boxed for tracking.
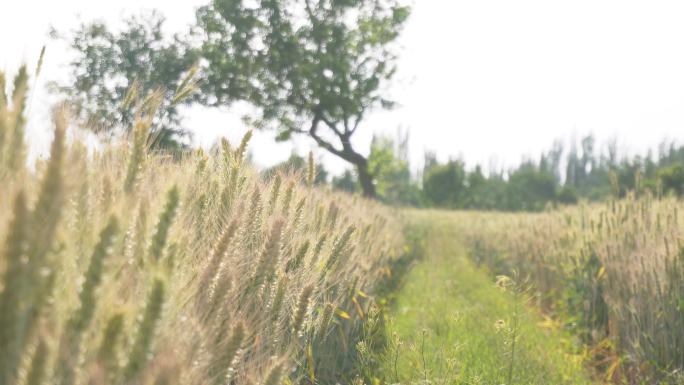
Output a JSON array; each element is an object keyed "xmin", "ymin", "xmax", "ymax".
[
  {"xmin": 197, "ymin": 0, "xmax": 410, "ymax": 197},
  {"xmin": 55, "ymin": 1, "xmax": 409, "ymax": 193},
  {"xmin": 52, "ymin": 11, "xmax": 199, "ymax": 148}
]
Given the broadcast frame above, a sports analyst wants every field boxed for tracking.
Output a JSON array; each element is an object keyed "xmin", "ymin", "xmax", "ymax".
[
  {"xmin": 374, "ymin": 205, "xmax": 684, "ymax": 384},
  {"xmin": 456, "ymin": 196, "xmax": 684, "ymax": 384},
  {"xmin": 2, "ymin": 70, "xmax": 684, "ymax": 385},
  {"xmin": 374, "ymin": 211, "xmax": 590, "ymax": 385},
  {"xmin": 1, "ymin": 77, "xmax": 405, "ymax": 384}
]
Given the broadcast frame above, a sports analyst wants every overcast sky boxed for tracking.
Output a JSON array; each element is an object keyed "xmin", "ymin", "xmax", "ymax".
[{"xmin": 3, "ymin": 0, "xmax": 684, "ymax": 174}]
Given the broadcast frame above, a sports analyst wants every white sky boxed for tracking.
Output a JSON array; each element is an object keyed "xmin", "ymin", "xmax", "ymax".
[{"xmin": 3, "ymin": 0, "xmax": 684, "ymax": 174}]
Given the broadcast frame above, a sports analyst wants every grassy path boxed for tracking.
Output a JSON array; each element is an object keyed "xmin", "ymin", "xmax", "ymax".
[{"xmin": 380, "ymin": 211, "xmax": 592, "ymax": 384}]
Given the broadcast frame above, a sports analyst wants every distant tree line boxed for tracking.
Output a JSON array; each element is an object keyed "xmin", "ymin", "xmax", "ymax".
[{"xmin": 283, "ymin": 133, "xmax": 684, "ymax": 211}]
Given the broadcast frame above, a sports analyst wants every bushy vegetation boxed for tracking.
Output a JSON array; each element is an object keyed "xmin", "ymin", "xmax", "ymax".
[
  {"xmin": 0, "ymin": 68, "xmax": 404, "ymax": 385},
  {"xmin": 421, "ymin": 135, "xmax": 684, "ymax": 211},
  {"xmin": 458, "ymin": 195, "xmax": 684, "ymax": 383},
  {"xmin": 275, "ymin": 132, "xmax": 684, "ymax": 213}
]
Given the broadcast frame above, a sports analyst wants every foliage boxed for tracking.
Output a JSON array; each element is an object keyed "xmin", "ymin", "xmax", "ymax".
[
  {"xmin": 51, "ymin": 11, "xmax": 200, "ymax": 148},
  {"xmin": 197, "ymin": 0, "xmax": 411, "ymax": 197},
  {"xmin": 657, "ymin": 162, "xmax": 684, "ymax": 196},
  {"xmin": 505, "ymin": 162, "xmax": 556, "ymax": 211},
  {"xmin": 332, "ymin": 169, "xmax": 360, "ymax": 193},
  {"xmin": 368, "ymin": 134, "xmax": 421, "ymax": 206},
  {"xmin": 422, "ymin": 135, "xmax": 684, "ymax": 212},
  {"xmin": 56, "ymin": 1, "xmax": 410, "ymax": 194},
  {"xmin": 422, "ymin": 160, "xmax": 467, "ymax": 208}
]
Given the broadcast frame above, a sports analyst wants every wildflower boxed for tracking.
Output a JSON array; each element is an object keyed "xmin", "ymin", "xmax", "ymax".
[{"xmin": 495, "ymin": 275, "xmax": 512, "ymax": 291}]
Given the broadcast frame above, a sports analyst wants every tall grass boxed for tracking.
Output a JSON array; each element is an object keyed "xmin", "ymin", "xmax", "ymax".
[
  {"xmin": 459, "ymin": 194, "xmax": 684, "ymax": 384},
  {"xmin": 0, "ymin": 68, "xmax": 403, "ymax": 385}
]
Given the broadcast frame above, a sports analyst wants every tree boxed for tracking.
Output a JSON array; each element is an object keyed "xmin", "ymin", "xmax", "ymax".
[
  {"xmin": 506, "ymin": 162, "xmax": 556, "ymax": 211},
  {"xmin": 463, "ymin": 166, "xmax": 506, "ymax": 210},
  {"xmin": 657, "ymin": 163, "xmax": 684, "ymax": 197},
  {"xmin": 556, "ymin": 185, "xmax": 579, "ymax": 205},
  {"xmin": 52, "ymin": 11, "xmax": 199, "ymax": 148},
  {"xmin": 368, "ymin": 135, "xmax": 420, "ymax": 205},
  {"xmin": 422, "ymin": 160, "xmax": 467, "ymax": 208},
  {"xmin": 332, "ymin": 170, "xmax": 359, "ymax": 193},
  {"xmin": 197, "ymin": 0, "xmax": 410, "ymax": 197}
]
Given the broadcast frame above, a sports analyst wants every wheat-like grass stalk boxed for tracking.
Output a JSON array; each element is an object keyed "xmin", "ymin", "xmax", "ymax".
[
  {"xmin": 317, "ymin": 303, "xmax": 334, "ymax": 342},
  {"xmin": 307, "ymin": 151, "xmax": 315, "ymax": 188},
  {"xmin": 270, "ymin": 276, "xmax": 288, "ymax": 321},
  {"xmin": 268, "ymin": 174, "xmax": 282, "ymax": 214},
  {"xmin": 286, "ymin": 240, "xmax": 310, "ymax": 273},
  {"xmin": 292, "ymin": 285, "xmax": 314, "ymax": 337},
  {"xmin": 282, "ymin": 181, "xmax": 295, "ymax": 214},
  {"xmin": 250, "ymin": 219, "xmax": 285, "ymax": 291},
  {"xmin": 0, "ymin": 70, "xmax": 403, "ymax": 385},
  {"xmin": 261, "ymin": 363, "xmax": 283, "ymax": 385},
  {"xmin": 25, "ymin": 339, "xmax": 49, "ymax": 385},
  {"xmin": 0, "ymin": 191, "xmax": 30, "ymax": 385},
  {"xmin": 55, "ymin": 216, "xmax": 119, "ymax": 385},
  {"xmin": 325, "ymin": 225, "xmax": 356, "ymax": 272},
  {"xmin": 96, "ymin": 312, "xmax": 125, "ymax": 381},
  {"xmin": 171, "ymin": 64, "xmax": 200, "ymax": 105},
  {"xmin": 148, "ymin": 186, "xmax": 180, "ymax": 261},
  {"xmin": 124, "ymin": 278, "xmax": 166, "ymax": 382},
  {"xmin": 235, "ymin": 130, "xmax": 253, "ymax": 166},
  {"xmin": 0, "ymin": 71, "xmax": 7, "ymax": 108},
  {"xmin": 71, "ymin": 216, "xmax": 119, "ymax": 331},
  {"xmin": 29, "ymin": 108, "xmax": 66, "ymax": 260},
  {"xmin": 211, "ymin": 322, "xmax": 245, "ymax": 384},
  {"xmin": 124, "ymin": 118, "xmax": 150, "ymax": 194}
]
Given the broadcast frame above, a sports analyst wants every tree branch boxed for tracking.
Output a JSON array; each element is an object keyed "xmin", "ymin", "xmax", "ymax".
[
  {"xmin": 319, "ymin": 115, "xmax": 345, "ymax": 139},
  {"xmin": 342, "ymin": 106, "xmax": 351, "ymax": 136},
  {"xmin": 308, "ymin": 114, "xmax": 346, "ymax": 159},
  {"xmin": 350, "ymin": 107, "xmax": 365, "ymax": 135},
  {"xmin": 303, "ymin": 0, "xmax": 319, "ymax": 25}
]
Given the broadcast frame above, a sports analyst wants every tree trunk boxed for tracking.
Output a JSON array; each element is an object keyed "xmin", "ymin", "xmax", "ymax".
[
  {"xmin": 306, "ymin": 117, "xmax": 376, "ymax": 198},
  {"xmin": 355, "ymin": 160, "xmax": 376, "ymax": 198}
]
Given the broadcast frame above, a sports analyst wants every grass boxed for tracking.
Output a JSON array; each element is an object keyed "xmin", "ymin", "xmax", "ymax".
[
  {"xmin": 376, "ymin": 210, "xmax": 590, "ymax": 385},
  {"xmin": 3, "ymin": 61, "xmax": 683, "ymax": 385},
  {"xmin": 0, "ymin": 66, "xmax": 405, "ymax": 385},
  {"xmin": 457, "ymin": 196, "xmax": 684, "ymax": 384}
]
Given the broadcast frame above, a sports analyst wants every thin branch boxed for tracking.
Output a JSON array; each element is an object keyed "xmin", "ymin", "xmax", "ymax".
[
  {"xmin": 303, "ymin": 0, "xmax": 319, "ymax": 25},
  {"xmin": 320, "ymin": 115, "xmax": 344, "ymax": 139},
  {"xmin": 350, "ymin": 107, "xmax": 365, "ymax": 136},
  {"xmin": 308, "ymin": 114, "xmax": 346, "ymax": 159},
  {"xmin": 342, "ymin": 106, "xmax": 351, "ymax": 136}
]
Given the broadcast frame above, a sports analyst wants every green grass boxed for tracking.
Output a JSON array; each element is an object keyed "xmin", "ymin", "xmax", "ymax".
[{"xmin": 379, "ymin": 210, "xmax": 592, "ymax": 384}]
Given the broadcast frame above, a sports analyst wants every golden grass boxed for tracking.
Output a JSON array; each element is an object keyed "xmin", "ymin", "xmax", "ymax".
[
  {"xmin": 456, "ymin": 195, "xmax": 684, "ymax": 383},
  {"xmin": 0, "ymin": 68, "xmax": 403, "ymax": 385}
]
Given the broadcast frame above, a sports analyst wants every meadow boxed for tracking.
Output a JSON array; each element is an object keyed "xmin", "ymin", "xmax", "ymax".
[{"xmin": 2, "ymin": 66, "xmax": 684, "ymax": 385}]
